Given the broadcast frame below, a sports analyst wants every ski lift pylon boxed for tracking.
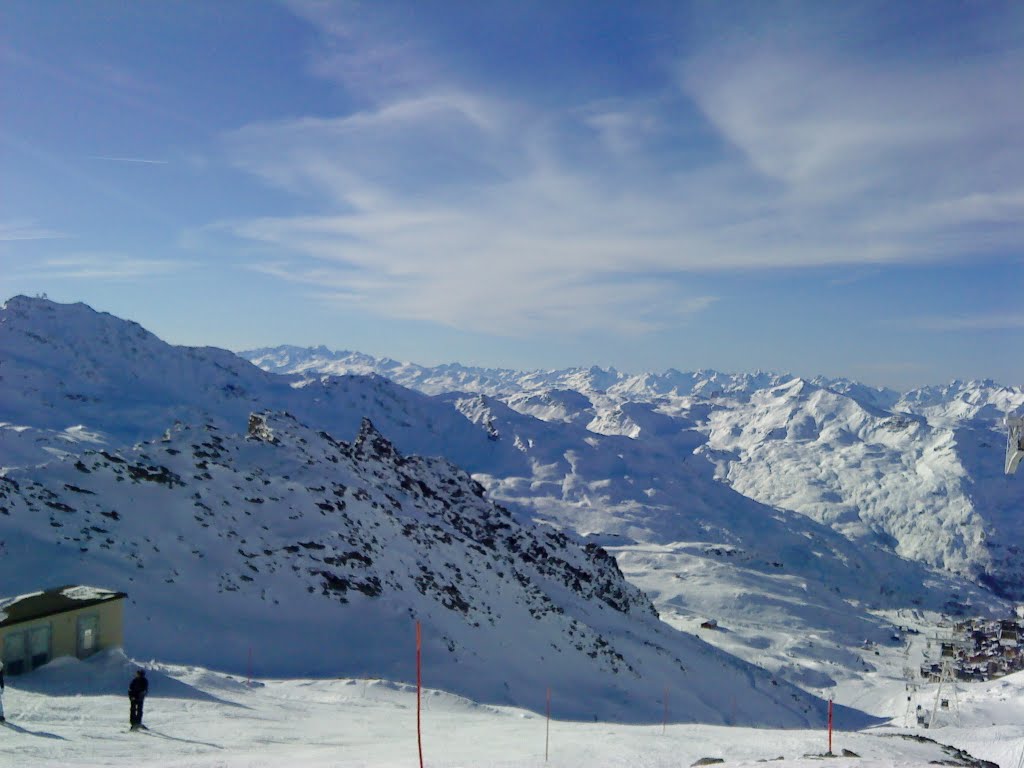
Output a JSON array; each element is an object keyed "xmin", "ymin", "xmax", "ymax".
[{"xmin": 1006, "ymin": 414, "xmax": 1024, "ymax": 475}]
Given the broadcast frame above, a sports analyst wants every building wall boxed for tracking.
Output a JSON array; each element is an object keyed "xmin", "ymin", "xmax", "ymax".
[{"xmin": 0, "ymin": 599, "xmax": 125, "ymax": 673}]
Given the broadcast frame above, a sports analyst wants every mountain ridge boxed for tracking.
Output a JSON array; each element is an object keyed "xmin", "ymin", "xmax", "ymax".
[
  {"xmin": 240, "ymin": 340, "xmax": 1024, "ymax": 600},
  {"xmin": 0, "ymin": 296, "xmax": 1014, "ymax": 705},
  {"xmin": 0, "ymin": 402, "xmax": 846, "ymax": 725}
]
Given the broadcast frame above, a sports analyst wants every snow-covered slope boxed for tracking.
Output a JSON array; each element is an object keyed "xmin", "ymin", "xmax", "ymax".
[
  {"xmin": 242, "ymin": 344, "xmax": 1024, "ymax": 601},
  {"xmin": 700, "ymin": 378, "xmax": 1024, "ymax": 596},
  {"xmin": 0, "ymin": 297, "xmax": 490, "ymax": 470},
  {"xmin": 0, "ymin": 408, "xmax": 842, "ymax": 725},
  {"xmin": 0, "ymin": 650, "xmax": 1013, "ymax": 767},
  {"xmin": 3, "ymin": 297, "xmax": 1013, "ymax": 701}
]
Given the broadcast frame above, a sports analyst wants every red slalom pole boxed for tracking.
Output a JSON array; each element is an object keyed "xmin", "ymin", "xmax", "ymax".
[
  {"xmin": 545, "ymin": 686, "xmax": 551, "ymax": 762},
  {"xmin": 827, "ymin": 698, "xmax": 834, "ymax": 755},
  {"xmin": 417, "ymin": 621, "xmax": 424, "ymax": 768}
]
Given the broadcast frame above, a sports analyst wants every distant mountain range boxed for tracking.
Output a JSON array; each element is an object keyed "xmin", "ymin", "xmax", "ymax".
[
  {"xmin": 244, "ymin": 344, "xmax": 1024, "ymax": 600},
  {"xmin": 0, "ymin": 295, "xmax": 1018, "ymax": 724}
]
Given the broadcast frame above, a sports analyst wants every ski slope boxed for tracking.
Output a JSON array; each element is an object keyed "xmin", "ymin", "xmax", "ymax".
[{"xmin": 0, "ymin": 650, "xmax": 1017, "ymax": 768}]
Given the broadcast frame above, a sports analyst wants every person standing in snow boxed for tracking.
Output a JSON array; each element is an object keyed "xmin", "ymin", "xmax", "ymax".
[
  {"xmin": 128, "ymin": 668, "xmax": 148, "ymax": 730},
  {"xmin": 0, "ymin": 660, "xmax": 6, "ymax": 723}
]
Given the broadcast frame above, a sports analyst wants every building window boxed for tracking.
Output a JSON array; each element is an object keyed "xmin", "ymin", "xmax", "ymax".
[
  {"xmin": 3, "ymin": 632, "xmax": 27, "ymax": 675},
  {"xmin": 77, "ymin": 614, "xmax": 100, "ymax": 658},
  {"xmin": 2, "ymin": 624, "xmax": 53, "ymax": 673},
  {"xmin": 29, "ymin": 624, "xmax": 51, "ymax": 669}
]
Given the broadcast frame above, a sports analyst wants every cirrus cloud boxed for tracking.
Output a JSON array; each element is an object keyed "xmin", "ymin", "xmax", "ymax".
[{"xmin": 219, "ymin": 2, "xmax": 1024, "ymax": 338}]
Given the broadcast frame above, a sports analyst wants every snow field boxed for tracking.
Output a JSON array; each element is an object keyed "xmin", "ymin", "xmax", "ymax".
[{"xmin": 0, "ymin": 652, "xmax": 1021, "ymax": 768}]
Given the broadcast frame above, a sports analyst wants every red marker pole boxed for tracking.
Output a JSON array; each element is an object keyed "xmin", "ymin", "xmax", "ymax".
[
  {"xmin": 545, "ymin": 686, "xmax": 551, "ymax": 763},
  {"xmin": 827, "ymin": 698, "xmax": 834, "ymax": 755},
  {"xmin": 417, "ymin": 621, "xmax": 424, "ymax": 768}
]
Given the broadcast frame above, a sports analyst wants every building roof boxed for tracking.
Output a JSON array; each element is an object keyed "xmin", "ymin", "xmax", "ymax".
[{"xmin": 0, "ymin": 586, "xmax": 126, "ymax": 629}]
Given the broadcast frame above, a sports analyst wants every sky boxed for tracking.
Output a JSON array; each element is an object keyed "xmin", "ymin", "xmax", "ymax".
[{"xmin": 1, "ymin": 0, "xmax": 1022, "ymax": 389}]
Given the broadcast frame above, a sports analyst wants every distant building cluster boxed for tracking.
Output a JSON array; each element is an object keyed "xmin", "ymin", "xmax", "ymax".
[{"xmin": 920, "ymin": 615, "xmax": 1023, "ymax": 682}]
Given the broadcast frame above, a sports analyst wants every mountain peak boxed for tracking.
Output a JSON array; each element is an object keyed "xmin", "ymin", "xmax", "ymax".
[
  {"xmin": 353, "ymin": 417, "xmax": 401, "ymax": 463},
  {"xmin": 247, "ymin": 411, "xmax": 282, "ymax": 444}
]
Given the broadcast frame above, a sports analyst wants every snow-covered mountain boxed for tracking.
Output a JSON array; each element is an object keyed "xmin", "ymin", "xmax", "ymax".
[
  {"xmin": 1, "ymin": 296, "xmax": 878, "ymax": 725},
  {"xmin": 0, "ymin": 297, "xmax": 525, "ymax": 477},
  {"xmin": 242, "ymin": 344, "xmax": 1024, "ymax": 601},
  {"xmin": 245, "ymin": 346, "xmax": 789, "ymax": 401},
  {"xmin": 702, "ymin": 378, "xmax": 1024, "ymax": 596},
  {"xmin": 0, "ymin": 296, "xmax": 1012, "ymax": 716},
  {"xmin": 1, "ymin": 409, "xmax": 845, "ymax": 724}
]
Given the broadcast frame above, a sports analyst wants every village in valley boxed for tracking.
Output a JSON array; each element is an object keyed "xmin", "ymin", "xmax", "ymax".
[{"xmin": 920, "ymin": 607, "xmax": 1024, "ymax": 683}]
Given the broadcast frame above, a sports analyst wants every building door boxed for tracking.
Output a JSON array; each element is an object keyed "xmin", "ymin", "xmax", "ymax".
[{"xmin": 77, "ymin": 614, "xmax": 99, "ymax": 658}]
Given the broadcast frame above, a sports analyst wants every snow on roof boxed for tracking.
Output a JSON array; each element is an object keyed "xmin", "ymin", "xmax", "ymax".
[
  {"xmin": 0, "ymin": 590, "xmax": 44, "ymax": 623},
  {"xmin": 60, "ymin": 586, "xmax": 120, "ymax": 601},
  {"xmin": 0, "ymin": 586, "xmax": 126, "ymax": 628},
  {"xmin": 0, "ymin": 590, "xmax": 45, "ymax": 607}
]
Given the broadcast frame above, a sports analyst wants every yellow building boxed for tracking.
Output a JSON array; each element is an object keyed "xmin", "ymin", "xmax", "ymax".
[{"xmin": 0, "ymin": 586, "xmax": 126, "ymax": 675}]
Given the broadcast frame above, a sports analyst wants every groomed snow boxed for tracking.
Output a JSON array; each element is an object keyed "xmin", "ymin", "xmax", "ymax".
[{"xmin": 0, "ymin": 650, "xmax": 1019, "ymax": 768}]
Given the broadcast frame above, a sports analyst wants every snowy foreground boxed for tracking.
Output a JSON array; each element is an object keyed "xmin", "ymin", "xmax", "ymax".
[{"xmin": 0, "ymin": 652, "xmax": 1021, "ymax": 768}]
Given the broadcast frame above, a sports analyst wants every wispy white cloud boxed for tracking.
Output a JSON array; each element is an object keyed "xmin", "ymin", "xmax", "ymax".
[
  {"xmin": 226, "ymin": 208, "xmax": 719, "ymax": 336},
  {"xmin": 0, "ymin": 220, "xmax": 67, "ymax": 241},
  {"xmin": 219, "ymin": 3, "xmax": 1024, "ymax": 338},
  {"xmin": 1, "ymin": 42, "xmax": 198, "ymax": 131},
  {"xmin": 286, "ymin": 0, "xmax": 440, "ymax": 101},
  {"xmin": 683, "ymin": 51, "xmax": 960, "ymax": 187},
  {"xmin": 9, "ymin": 253, "xmax": 190, "ymax": 281},
  {"xmin": 679, "ymin": 15, "xmax": 1024, "ymax": 259},
  {"xmin": 87, "ymin": 155, "xmax": 169, "ymax": 165},
  {"xmin": 581, "ymin": 104, "xmax": 662, "ymax": 158}
]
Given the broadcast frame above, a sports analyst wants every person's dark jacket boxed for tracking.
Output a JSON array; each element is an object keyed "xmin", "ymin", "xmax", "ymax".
[
  {"xmin": 0, "ymin": 667, "xmax": 5, "ymax": 690},
  {"xmin": 128, "ymin": 673, "xmax": 148, "ymax": 699}
]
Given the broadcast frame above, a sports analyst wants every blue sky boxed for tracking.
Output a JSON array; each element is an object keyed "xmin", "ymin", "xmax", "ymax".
[{"xmin": 2, "ymin": 1, "xmax": 1022, "ymax": 388}]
